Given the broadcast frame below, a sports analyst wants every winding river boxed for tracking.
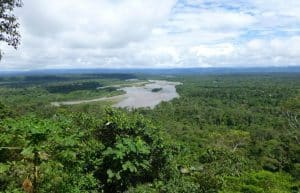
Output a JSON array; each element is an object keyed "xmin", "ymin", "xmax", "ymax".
[{"xmin": 51, "ymin": 80, "xmax": 181, "ymax": 109}]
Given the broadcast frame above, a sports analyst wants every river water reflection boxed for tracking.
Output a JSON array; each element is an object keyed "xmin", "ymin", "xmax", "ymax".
[
  {"xmin": 113, "ymin": 80, "xmax": 181, "ymax": 109},
  {"xmin": 51, "ymin": 80, "xmax": 181, "ymax": 109}
]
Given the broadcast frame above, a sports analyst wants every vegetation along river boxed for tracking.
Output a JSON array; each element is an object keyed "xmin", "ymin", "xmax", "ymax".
[{"xmin": 51, "ymin": 80, "xmax": 181, "ymax": 109}]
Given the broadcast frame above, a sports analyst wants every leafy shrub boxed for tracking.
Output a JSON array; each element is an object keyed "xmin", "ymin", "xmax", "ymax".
[
  {"xmin": 221, "ymin": 170, "xmax": 294, "ymax": 193},
  {"xmin": 0, "ymin": 115, "xmax": 100, "ymax": 193},
  {"xmin": 94, "ymin": 108, "xmax": 171, "ymax": 192},
  {"xmin": 0, "ymin": 102, "xmax": 13, "ymax": 120}
]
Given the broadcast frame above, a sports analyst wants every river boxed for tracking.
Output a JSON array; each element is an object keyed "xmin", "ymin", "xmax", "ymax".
[{"xmin": 51, "ymin": 80, "xmax": 181, "ymax": 109}]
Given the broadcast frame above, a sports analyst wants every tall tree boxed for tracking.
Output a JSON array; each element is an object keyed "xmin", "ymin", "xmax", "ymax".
[{"xmin": 0, "ymin": 0, "xmax": 22, "ymax": 59}]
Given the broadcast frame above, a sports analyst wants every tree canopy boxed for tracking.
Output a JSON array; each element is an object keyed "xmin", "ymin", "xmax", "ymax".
[
  {"xmin": 0, "ymin": 73, "xmax": 299, "ymax": 192},
  {"xmin": 0, "ymin": 0, "xmax": 22, "ymax": 59}
]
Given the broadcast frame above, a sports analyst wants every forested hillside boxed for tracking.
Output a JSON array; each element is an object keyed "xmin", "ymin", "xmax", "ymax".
[{"xmin": 0, "ymin": 73, "xmax": 299, "ymax": 193}]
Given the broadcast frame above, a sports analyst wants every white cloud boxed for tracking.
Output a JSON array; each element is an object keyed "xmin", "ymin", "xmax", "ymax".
[
  {"xmin": 190, "ymin": 43, "xmax": 235, "ymax": 57},
  {"xmin": 20, "ymin": 0, "xmax": 176, "ymax": 48},
  {"xmin": 169, "ymin": 10, "xmax": 256, "ymax": 31},
  {"xmin": 0, "ymin": 0, "xmax": 300, "ymax": 70}
]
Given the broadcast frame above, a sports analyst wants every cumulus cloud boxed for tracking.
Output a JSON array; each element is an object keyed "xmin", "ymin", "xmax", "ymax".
[
  {"xmin": 190, "ymin": 44, "xmax": 235, "ymax": 57},
  {"xmin": 0, "ymin": 0, "xmax": 300, "ymax": 70}
]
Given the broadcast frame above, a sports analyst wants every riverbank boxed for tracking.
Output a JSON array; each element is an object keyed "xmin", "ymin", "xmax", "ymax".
[{"xmin": 51, "ymin": 80, "xmax": 181, "ymax": 108}]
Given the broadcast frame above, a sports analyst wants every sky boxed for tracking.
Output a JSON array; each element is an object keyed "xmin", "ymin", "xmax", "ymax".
[{"xmin": 1, "ymin": 0, "xmax": 300, "ymax": 70}]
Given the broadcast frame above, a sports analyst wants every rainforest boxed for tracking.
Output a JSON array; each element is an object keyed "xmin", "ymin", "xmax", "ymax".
[{"xmin": 0, "ymin": 72, "xmax": 299, "ymax": 193}]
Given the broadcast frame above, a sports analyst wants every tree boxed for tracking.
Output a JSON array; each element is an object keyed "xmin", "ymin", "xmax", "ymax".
[
  {"xmin": 94, "ymin": 108, "xmax": 171, "ymax": 192},
  {"xmin": 220, "ymin": 170, "xmax": 295, "ymax": 193},
  {"xmin": 0, "ymin": 115, "xmax": 99, "ymax": 193},
  {"xmin": 0, "ymin": 0, "xmax": 22, "ymax": 59},
  {"xmin": 0, "ymin": 102, "xmax": 12, "ymax": 119},
  {"xmin": 207, "ymin": 130, "xmax": 251, "ymax": 153}
]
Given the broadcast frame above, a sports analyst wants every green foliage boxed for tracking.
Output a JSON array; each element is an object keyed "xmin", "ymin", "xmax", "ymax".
[
  {"xmin": 199, "ymin": 147, "xmax": 251, "ymax": 177},
  {"xmin": 137, "ymin": 74, "xmax": 300, "ymax": 192},
  {"xmin": 221, "ymin": 170, "xmax": 294, "ymax": 193},
  {"xmin": 0, "ymin": 74, "xmax": 135, "ymax": 114},
  {"xmin": 46, "ymin": 81, "xmax": 102, "ymax": 94},
  {"xmin": 0, "ymin": 0, "xmax": 22, "ymax": 59},
  {"xmin": 94, "ymin": 108, "xmax": 171, "ymax": 192},
  {"xmin": 0, "ymin": 102, "xmax": 13, "ymax": 119},
  {"xmin": 151, "ymin": 88, "xmax": 163, "ymax": 92},
  {"xmin": 0, "ymin": 73, "xmax": 299, "ymax": 192},
  {"xmin": 0, "ymin": 115, "xmax": 100, "ymax": 193}
]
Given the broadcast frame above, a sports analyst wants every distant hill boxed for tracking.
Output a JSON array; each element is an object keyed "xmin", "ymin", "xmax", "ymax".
[{"xmin": 0, "ymin": 66, "xmax": 300, "ymax": 76}]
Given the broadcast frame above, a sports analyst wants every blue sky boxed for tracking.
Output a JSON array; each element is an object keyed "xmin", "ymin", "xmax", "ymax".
[{"xmin": 1, "ymin": 0, "xmax": 300, "ymax": 70}]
